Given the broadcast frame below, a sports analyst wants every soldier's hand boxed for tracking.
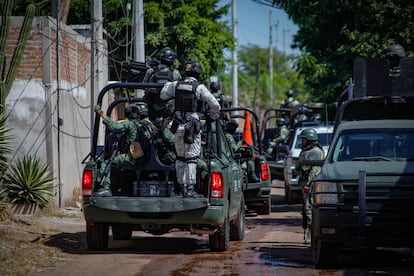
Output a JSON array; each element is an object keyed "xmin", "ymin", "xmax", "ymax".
[
  {"xmin": 94, "ymin": 105, "xmax": 104, "ymax": 115},
  {"xmin": 303, "ymin": 185, "xmax": 310, "ymax": 194}
]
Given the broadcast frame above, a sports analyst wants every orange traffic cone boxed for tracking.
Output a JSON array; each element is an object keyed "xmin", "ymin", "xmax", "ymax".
[{"xmin": 242, "ymin": 111, "xmax": 253, "ymax": 146}]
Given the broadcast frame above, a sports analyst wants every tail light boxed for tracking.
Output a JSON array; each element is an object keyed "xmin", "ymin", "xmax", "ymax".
[
  {"xmin": 210, "ymin": 172, "xmax": 224, "ymax": 198},
  {"xmin": 82, "ymin": 170, "xmax": 93, "ymax": 197},
  {"xmin": 260, "ymin": 163, "xmax": 270, "ymax": 181}
]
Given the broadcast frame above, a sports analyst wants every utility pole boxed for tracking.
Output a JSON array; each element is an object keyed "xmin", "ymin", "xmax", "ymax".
[
  {"xmin": 91, "ymin": 0, "xmax": 103, "ymax": 137},
  {"xmin": 269, "ymin": 9, "xmax": 273, "ymax": 108},
  {"xmin": 283, "ymin": 29, "xmax": 290, "ymax": 55},
  {"xmin": 133, "ymin": 0, "xmax": 145, "ymax": 97},
  {"xmin": 231, "ymin": 0, "xmax": 238, "ymax": 108}
]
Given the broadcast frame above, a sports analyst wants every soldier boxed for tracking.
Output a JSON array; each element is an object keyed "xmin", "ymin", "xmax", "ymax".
[
  {"xmin": 280, "ymin": 89, "xmax": 300, "ymax": 108},
  {"xmin": 144, "ymin": 47, "xmax": 181, "ymax": 122},
  {"xmin": 155, "ymin": 99, "xmax": 176, "ymax": 165},
  {"xmin": 224, "ymin": 119, "xmax": 259, "ymax": 183},
  {"xmin": 160, "ymin": 60, "xmax": 221, "ymax": 198},
  {"xmin": 295, "ymin": 128, "xmax": 324, "ymax": 243},
  {"xmin": 266, "ymin": 117, "xmax": 290, "ymax": 157},
  {"xmin": 384, "ymin": 44, "xmax": 406, "ymax": 76},
  {"xmin": 93, "ymin": 104, "xmax": 152, "ymax": 196}
]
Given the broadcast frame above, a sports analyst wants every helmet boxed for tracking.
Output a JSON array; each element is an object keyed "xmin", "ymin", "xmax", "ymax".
[
  {"xmin": 183, "ymin": 60, "xmax": 202, "ymax": 78},
  {"xmin": 225, "ymin": 119, "xmax": 238, "ymax": 134},
  {"xmin": 210, "ymin": 80, "xmax": 221, "ymax": 93},
  {"xmin": 125, "ymin": 104, "xmax": 140, "ymax": 120},
  {"xmin": 276, "ymin": 117, "xmax": 285, "ymax": 126},
  {"xmin": 136, "ymin": 104, "xmax": 148, "ymax": 119},
  {"xmin": 157, "ymin": 47, "xmax": 176, "ymax": 66},
  {"xmin": 384, "ymin": 44, "xmax": 406, "ymax": 58},
  {"xmin": 286, "ymin": 89, "xmax": 295, "ymax": 97},
  {"xmin": 300, "ymin": 128, "xmax": 318, "ymax": 141}
]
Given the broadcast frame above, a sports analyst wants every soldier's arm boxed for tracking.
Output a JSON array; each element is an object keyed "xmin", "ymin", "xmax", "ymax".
[
  {"xmin": 160, "ymin": 81, "xmax": 176, "ymax": 100},
  {"xmin": 198, "ymin": 85, "xmax": 220, "ymax": 120}
]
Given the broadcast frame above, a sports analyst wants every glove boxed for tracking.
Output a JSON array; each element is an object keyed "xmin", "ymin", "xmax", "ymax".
[{"xmin": 94, "ymin": 105, "xmax": 104, "ymax": 115}]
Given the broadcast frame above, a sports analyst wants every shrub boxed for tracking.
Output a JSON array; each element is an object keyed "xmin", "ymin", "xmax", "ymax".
[{"xmin": 1, "ymin": 155, "xmax": 54, "ymax": 207}]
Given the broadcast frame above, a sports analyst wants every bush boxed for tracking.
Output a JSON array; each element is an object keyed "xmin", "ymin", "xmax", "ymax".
[{"xmin": 1, "ymin": 155, "xmax": 54, "ymax": 207}]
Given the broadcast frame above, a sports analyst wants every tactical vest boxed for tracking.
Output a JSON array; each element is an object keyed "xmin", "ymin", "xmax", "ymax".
[
  {"xmin": 150, "ymin": 68, "xmax": 174, "ymax": 83},
  {"xmin": 175, "ymin": 80, "xmax": 202, "ymax": 113}
]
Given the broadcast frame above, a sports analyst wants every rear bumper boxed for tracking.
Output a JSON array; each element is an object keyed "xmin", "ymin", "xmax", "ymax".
[{"xmin": 83, "ymin": 196, "xmax": 225, "ymax": 226}]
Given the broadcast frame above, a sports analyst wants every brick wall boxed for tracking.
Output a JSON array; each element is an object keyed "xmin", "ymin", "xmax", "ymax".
[{"xmin": 4, "ymin": 20, "xmax": 90, "ymax": 85}]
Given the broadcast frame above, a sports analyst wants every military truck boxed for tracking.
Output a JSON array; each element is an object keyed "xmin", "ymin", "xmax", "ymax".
[
  {"xmin": 81, "ymin": 82, "xmax": 246, "ymax": 252},
  {"xmin": 221, "ymin": 107, "xmax": 272, "ymax": 215},
  {"xmin": 310, "ymin": 58, "xmax": 414, "ymax": 267}
]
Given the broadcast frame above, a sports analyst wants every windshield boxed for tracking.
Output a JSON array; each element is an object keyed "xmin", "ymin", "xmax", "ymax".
[
  {"xmin": 331, "ymin": 129, "xmax": 414, "ymax": 162},
  {"xmin": 295, "ymin": 131, "xmax": 333, "ymax": 149}
]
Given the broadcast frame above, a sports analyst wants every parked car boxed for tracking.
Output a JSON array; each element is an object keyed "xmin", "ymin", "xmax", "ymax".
[
  {"xmin": 283, "ymin": 124, "xmax": 333, "ymax": 204},
  {"xmin": 82, "ymin": 82, "xmax": 246, "ymax": 252},
  {"xmin": 310, "ymin": 58, "xmax": 414, "ymax": 267},
  {"xmin": 221, "ymin": 107, "xmax": 272, "ymax": 215}
]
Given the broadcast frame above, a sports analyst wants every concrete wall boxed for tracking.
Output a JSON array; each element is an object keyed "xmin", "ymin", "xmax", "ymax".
[{"xmin": 5, "ymin": 16, "xmax": 108, "ymax": 207}]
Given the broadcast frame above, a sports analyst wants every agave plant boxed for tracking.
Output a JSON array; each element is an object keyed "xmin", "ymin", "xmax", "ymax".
[{"xmin": 1, "ymin": 154, "xmax": 54, "ymax": 207}]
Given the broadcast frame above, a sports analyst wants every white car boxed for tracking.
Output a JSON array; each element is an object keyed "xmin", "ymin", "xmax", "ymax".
[{"xmin": 283, "ymin": 124, "xmax": 333, "ymax": 204}]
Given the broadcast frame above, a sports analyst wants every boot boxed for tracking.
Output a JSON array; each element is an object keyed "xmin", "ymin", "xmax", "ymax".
[
  {"xmin": 248, "ymin": 171, "xmax": 260, "ymax": 183},
  {"xmin": 93, "ymin": 187, "xmax": 112, "ymax": 197},
  {"xmin": 185, "ymin": 184, "xmax": 204, "ymax": 198}
]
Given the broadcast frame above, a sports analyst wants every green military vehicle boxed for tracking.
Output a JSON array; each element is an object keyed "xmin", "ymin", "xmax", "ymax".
[
  {"xmin": 81, "ymin": 82, "xmax": 246, "ymax": 252},
  {"xmin": 310, "ymin": 58, "xmax": 414, "ymax": 267},
  {"xmin": 221, "ymin": 107, "xmax": 272, "ymax": 215}
]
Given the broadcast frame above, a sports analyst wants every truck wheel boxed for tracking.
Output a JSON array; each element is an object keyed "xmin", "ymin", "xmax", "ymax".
[
  {"xmin": 86, "ymin": 222, "xmax": 109, "ymax": 250},
  {"xmin": 209, "ymin": 203, "xmax": 230, "ymax": 252},
  {"xmin": 112, "ymin": 224, "xmax": 132, "ymax": 240},
  {"xmin": 230, "ymin": 196, "xmax": 245, "ymax": 241},
  {"xmin": 257, "ymin": 197, "xmax": 271, "ymax": 215},
  {"xmin": 311, "ymin": 232, "xmax": 339, "ymax": 268}
]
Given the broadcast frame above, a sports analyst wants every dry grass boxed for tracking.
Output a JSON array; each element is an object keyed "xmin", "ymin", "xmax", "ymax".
[{"xmin": 0, "ymin": 204, "xmax": 85, "ymax": 275}]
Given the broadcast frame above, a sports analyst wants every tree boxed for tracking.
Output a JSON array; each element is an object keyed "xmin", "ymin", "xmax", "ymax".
[
  {"xmin": 270, "ymin": 0, "xmax": 414, "ymax": 102},
  {"xmin": 228, "ymin": 44, "xmax": 305, "ymax": 109}
]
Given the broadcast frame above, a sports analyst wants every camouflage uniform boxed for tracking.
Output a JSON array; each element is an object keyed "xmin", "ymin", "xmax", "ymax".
[
  {"xmin": 295, "ymin": 139, "xmax": 324, "ymax": 240},
  {"xmin": 161, "ymin": 75, "xmax": 220, "ymax": 197}
]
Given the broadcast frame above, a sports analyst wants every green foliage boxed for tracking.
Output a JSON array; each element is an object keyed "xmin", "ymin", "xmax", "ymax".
[
  {"xmin": 281, "ymin": 0, "xmax": 414, "ymax": 103},
  {"xmin": 230, "ymin": 44, "xmax": 306, "ymax": 108},
  {"xmin": 1, "ymin": 155, "xmax": 54, "ymax": 207}
]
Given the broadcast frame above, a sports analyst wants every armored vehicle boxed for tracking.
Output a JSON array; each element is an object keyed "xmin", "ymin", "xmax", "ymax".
[
  {"xmin": 221, "ymin": 107, "xmax": 271, "ymax": 215},
  {"xmin": 81, "ymin": 82, "xmax": 246, "ymax": 252},
  {"xmin": 310, "ymin": 58, "xmax": 414, "ymax": 267}
]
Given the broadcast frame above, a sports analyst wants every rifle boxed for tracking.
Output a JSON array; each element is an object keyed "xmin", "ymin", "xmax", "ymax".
[{"xmin": 98, "ymin": 140, "xmax": 119, "ymax": 188}]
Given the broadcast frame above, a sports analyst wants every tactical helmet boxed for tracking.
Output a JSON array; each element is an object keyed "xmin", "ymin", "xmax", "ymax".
[
  {"xmin": 286, "ymin": 89, "xmax": 295, "ymax": 97},
  {"xmin": 300, "ymin": 128, "xmax": 318, "ymax": 141},
  {"xmin": 276, "ymin": 117, "xmax": 286, "ymax": 126},
  {"xmin": 225, "ymin": 119, "xmax": 238, "ymax": 134},
  {"xmin": 384, "ymin": 44, "xmax": 406, "ymax": 58},
  {"xmin": 157, "ymin": 47, "xmax": 176, "ymax": 66},
  {"xmin": 210, "ymin": 80, "xmax": 220, "ymax": 93},
  {"xmin": 125, "ymin": 104, "xmax": 140, "ymax": 120},
  {"xmin": 136, "ymin": 104, "xmax": 149, "ymax": 119},
  {"xmin": 183, "ymin": 60, "xmax": 202, "ymax": 78}
]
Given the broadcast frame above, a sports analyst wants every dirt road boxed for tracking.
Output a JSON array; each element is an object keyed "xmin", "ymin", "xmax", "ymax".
[{"xmin": 36, "ymin": 181, "xmax": 414, "ymax": 275}]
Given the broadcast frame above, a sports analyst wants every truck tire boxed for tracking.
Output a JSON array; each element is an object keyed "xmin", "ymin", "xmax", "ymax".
[
  {"xmin": 209, "ymin": 203, "xmax": 230, "ymax": 252},
  {"xmin": 257, "ymin": 197, "xmax": 271, "ymax": 215},
  {"xmin": 86, "ymin": 222, "xmax": 109, "ymax": 250},
  {"xmin": 230, "ymin": 197, "xmax": 245, "ymax": 241},
  {"xmin": 112, "ymin": 224, "xmax": 133, "ymax": 240}
]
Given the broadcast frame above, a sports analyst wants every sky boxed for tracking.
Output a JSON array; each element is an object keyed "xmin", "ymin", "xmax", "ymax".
[{"xmin": 219, "ymin": 0, "xmax": 299, "ymax": 55}]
